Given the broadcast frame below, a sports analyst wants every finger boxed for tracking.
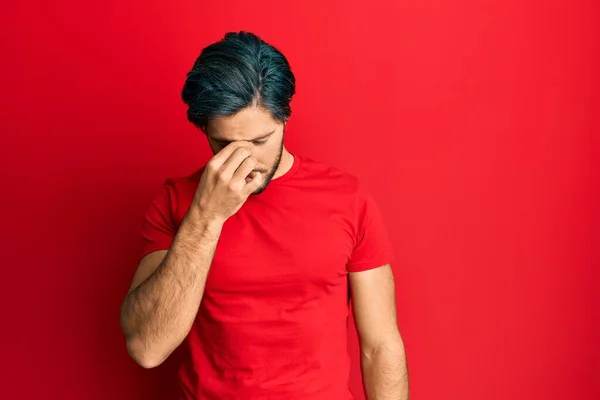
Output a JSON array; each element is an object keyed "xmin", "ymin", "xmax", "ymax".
[
  {"xmin": 242, "ymin": 171, "xmax": 264, "ymax": 196},
  {"xmin": 210, "ymin": 141, "xmax": 253, "ymax": 170},
  {"xmin": 232, "ymin": 156, "xmax": 257, "ymax": 184},
  {"xmin": 221, "ymin": 147, "xmax": 253, "ymax": 179}
]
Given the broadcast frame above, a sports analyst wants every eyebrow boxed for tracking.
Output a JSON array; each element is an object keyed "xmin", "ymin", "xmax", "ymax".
[{"xmin": 212, "ymin": 130, "xmax": 275, "ymax": 143}]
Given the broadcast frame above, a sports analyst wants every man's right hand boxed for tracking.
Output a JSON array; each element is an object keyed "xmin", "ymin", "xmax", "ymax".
[
  {"xmin": 122, "ymin": 143, "xmax": 263, "ymax": 367},
  {"xmin": 192, "ymin": 141, "xmax": 264, "ymax": 223}
]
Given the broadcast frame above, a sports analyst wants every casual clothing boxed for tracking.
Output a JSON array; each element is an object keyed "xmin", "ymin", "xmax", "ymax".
[{"xmin": 140, "ymin": 153, "xmax": 395, "ymax": 400}]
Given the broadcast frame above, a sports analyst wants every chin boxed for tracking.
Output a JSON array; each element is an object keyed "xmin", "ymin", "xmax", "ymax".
[
  {"xmin": 252, "ymin": 180, "xmax": 269, "ymax": 195},
  {"xmin": 251, "ymin": 170, "xmax": 275, "ymax": 195}
]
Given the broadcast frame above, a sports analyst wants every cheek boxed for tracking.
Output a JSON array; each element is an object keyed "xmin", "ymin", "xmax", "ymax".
[{"xmin": 251, "ymin": 147, "xmax": 275, "ymax": 170}]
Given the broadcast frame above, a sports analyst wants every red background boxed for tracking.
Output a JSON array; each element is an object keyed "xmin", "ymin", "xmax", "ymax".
[{"xmin": 1, "ymin": 1, "xmax": 597, "ymax": 399}]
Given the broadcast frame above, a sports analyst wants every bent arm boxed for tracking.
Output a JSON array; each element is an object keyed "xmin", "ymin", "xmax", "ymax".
[
  {"xmin": 350, "ymin": 264, "xmax": 410, "ymax": 400},
  {"xmin": 120, "ymin": 208, "xmax": 223, "ymax": 368}
]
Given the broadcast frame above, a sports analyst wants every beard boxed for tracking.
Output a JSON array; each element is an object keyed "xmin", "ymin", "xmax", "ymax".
[{"xmin": 251, "ymin": 137, "xmax": 283, "ymax": 195}]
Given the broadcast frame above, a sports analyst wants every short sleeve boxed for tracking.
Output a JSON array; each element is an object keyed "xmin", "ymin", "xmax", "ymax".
[
  {"xmin": 347, "ymin": 182, "xmax": 395, "ymax": 272},
  {"xmin": 139, "ymin": 180, "xmax": 178, "ymax": 260}
]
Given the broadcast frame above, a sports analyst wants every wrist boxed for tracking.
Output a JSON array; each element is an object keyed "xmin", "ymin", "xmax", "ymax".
[{"xmin": 184, "ymin": 206, "xmax": 224, "ymax": 236}]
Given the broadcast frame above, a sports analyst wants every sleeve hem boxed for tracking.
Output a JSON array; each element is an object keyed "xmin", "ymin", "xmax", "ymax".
[
  {"xmin": 347, "ymin": 256, "xmax": 394, "ymax": 273},
  {"xmin": 138, "ymin": 243, "xmax": 172, "ymax": 263}
]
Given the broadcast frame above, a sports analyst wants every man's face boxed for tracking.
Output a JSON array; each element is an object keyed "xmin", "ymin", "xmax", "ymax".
[{"xmin": 205, "ymin": 106, "xmax": 285, "ymax": 195}]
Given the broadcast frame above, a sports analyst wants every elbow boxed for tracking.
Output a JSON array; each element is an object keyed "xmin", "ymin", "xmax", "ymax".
[
  {"xmin": 125, "ymin": 336, "xmax": 167, "ymax": 369},
  {"xmin": 120, "ymin": 312, "xmax": 168, "ymax": 368},
  {"xmin": 360, "ymin": 334, "xmax": 406, "ymax": 361},
  {"xmin": 132, "ymin": 354, "xmax": 165, "ymax": 370}
]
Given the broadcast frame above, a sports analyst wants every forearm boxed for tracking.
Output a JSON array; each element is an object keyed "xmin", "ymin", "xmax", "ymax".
[
  {"xmin": 121, "ymin": 209, "xmax": 222, "ymax": 367},
  {"xmin": 361, "ymin": 341, "xmax": 409, "ymax": 400}
]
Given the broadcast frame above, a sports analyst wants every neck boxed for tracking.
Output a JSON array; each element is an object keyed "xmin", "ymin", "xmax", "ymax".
[{"xmin": 272, "ymin": 148, "xmax": 294, "ymax": 180}]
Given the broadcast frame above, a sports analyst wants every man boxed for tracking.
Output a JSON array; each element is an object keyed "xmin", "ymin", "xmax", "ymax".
[{"xmin": 120, "ymin": 31, "xmax": 409, "ymax": 400}]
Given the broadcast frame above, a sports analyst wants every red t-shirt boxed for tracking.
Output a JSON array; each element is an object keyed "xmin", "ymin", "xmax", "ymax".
[{"xmin": 140, "ymin": 153, "xmax": 395, "ymax": 400}]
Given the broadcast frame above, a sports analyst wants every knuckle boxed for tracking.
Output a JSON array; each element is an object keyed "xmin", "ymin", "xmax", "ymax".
[
  {"xmin": 217, "ymin": 171, "xmax": 228, "ymax": 183},
  {"xmin": 206, "ymin": 161, "xmax": 218, "ymax": 173}
]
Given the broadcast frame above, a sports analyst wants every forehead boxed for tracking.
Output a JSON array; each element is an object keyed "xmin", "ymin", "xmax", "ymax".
[{"xmin": 207, "ymin": 107, "xmax": 280, "ymax": 141}]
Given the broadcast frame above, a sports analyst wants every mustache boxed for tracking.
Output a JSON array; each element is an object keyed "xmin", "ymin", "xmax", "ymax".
[{"xmin": 253, "ymin": 161, "xmax": 270, "ymax": 172}]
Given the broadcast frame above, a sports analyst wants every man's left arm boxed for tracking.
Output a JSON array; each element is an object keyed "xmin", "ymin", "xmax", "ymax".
[{"xmin": 349, "ymin": 264, "xmax": 409, "ymax": 400}]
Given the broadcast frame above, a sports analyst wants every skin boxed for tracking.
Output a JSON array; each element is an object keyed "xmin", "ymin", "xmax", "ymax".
[
  {"xmin": 204, "ymin": 106, "xmax": 295, "ymax": 194},
  {"xmin": 119, "ymin": 105, "xmax": 409, "ymax": 399},
  {"xmin": 350, "ymin": 265, "xmax": 410, "ymax": 399}
]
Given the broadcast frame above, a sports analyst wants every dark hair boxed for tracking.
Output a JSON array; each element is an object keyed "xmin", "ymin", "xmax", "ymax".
[{"xmin": 181, "ymin": 31, "xmax": 296, "ymax": 132}]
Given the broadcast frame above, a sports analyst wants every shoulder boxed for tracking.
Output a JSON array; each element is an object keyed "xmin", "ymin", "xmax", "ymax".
[
  {"xmin": 162, "ymin": 166, "xmax": 204, "ymax": 194},
  {"xmin": 295, "ymin": 154, "xmax": 362, "ymax": 194},
  {"xmin": 295, "ymin": 155, "xmax": 384, "ymax": 217},
  {"xmin": 149, "ymin": 166, "xmax": 205, "ymax": 226}
]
